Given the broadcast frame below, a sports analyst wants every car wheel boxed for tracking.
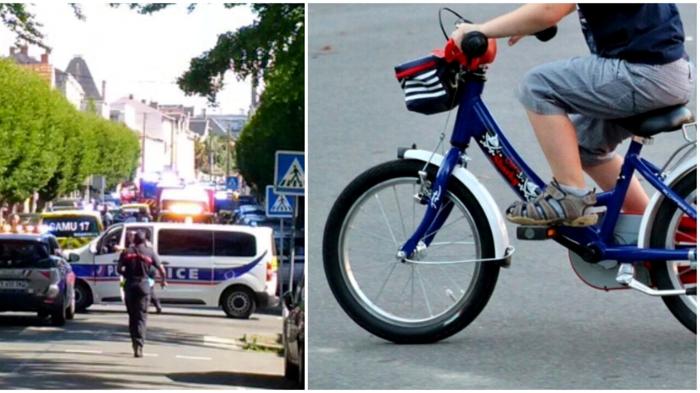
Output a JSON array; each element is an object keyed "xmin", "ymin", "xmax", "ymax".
[
  {"xmin": 221, "ymin": 286, "xmax": 256, "ymax": 319},
  {"xmin": 51, "ymin": 300, "xmax": 67, "ymax": 326},
  {"xmin": 74, "ymin": 281, "xmax": 93, "ymax": 312},
  {"xmin": 66, "ymin": 294, "xmax": 75, "ymax": 320}
]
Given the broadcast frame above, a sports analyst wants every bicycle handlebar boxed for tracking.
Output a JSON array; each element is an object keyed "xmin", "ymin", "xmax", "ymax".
[{"xmin": 534, "ymin": 26, "xmax": 557, "ymax": 42}]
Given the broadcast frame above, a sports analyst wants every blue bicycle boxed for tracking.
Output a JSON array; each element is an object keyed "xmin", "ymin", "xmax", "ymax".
[{"xmin": 323, "ymin": 13, "xmax": 697, "ymax": 343}]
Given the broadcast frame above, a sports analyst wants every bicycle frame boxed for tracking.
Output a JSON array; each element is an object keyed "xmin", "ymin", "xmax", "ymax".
[{"xmin": 399, "ymin": 73, "xmax": 697, "ymax": 264}]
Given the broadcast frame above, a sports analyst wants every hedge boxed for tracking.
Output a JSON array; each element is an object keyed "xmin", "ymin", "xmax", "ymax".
[{"xmin": 0, "ymin": 58, "xmax": 140, "ymax": 204}]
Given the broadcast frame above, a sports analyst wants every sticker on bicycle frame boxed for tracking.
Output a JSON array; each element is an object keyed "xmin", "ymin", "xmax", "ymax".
[{"xmin": 478, "ymin": 129, "xmax": 541, "ymax": 201}]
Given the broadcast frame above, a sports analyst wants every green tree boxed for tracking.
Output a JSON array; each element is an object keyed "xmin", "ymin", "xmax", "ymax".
[
  {"xmin": 177, "ymin": 4, "xmax": 304, "ymax": 194},
  {"xmin": 0, "ymin": 59, "xmax": 63, "ymax": 203},
  {"xmin": 0, "ymin": 59, "xmax": 140, "ymax": 206},
  {"xmin": 0, "ymin": 4, "xmax": 83, "ymax": 49}
]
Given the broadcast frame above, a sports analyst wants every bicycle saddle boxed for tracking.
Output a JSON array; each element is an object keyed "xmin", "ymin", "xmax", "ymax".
[{"xmin": 614, "ymin": 104, "xmax": 694, "ymax": 137}]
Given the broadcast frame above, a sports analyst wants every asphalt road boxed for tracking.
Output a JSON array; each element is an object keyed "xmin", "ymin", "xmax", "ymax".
[
  {"xmin": 0, "ymin": 304, "xmax": 295, "ymax": 389},
  {"xmin": 308, "ymin": 4, "xmax": 697, "ymax": 390}
]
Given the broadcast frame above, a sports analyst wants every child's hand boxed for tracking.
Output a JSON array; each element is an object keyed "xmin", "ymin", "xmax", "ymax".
[
  {"xmin": 508, "ymin": 35, "xmax": 524, "ymax": 46},
  {"xmin": 451, "ymin": 23, "xmax": 481, "ymax": 50}
]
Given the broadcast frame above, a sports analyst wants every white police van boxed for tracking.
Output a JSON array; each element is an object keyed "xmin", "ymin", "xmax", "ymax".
[{"xmin": 67, "ymin": 222, "xmax": 278, "ymax": 318}]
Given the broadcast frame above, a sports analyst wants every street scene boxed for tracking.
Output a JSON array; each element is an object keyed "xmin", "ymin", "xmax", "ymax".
[
  {"xmin": 308, "ymin": 4, "xmax": 696, "ymax": 390},
  {"xmin": 0, "ymin": 3, "xmax": 304, "ymax": 389}
]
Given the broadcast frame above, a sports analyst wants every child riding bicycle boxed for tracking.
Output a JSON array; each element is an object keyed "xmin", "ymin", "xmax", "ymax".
[{"xmin": 452, "ymin": 3, "xmax": 694, "ymax": 226}]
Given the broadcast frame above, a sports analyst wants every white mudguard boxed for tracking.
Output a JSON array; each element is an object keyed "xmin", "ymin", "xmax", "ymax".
[
  {"xmin": 402, "ymin": 149, "xmax": 512, "ymax": 263},
  {"xmin": 637, "ymin": 159, "xmax": 696, "ymax": 249}
]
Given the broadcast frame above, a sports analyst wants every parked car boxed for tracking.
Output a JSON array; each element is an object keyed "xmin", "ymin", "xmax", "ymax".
[
  {"xmin": 282, "ymin": 276, "xmax": 304, "ymax": 387},
  {"xmin": 0, "ymin": 232, "xmax": 75, "ymax": 326},
  {"xmin": 68, "ymin": 222, "xmax": 278, "ymax": 318}
]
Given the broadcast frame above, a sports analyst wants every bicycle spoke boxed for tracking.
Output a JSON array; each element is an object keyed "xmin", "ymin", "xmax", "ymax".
[
  {"xmin": 415, "ymin": 266, "xmax": 434, "ymax": 317},
  {"xmin": 374, "ymin": 194, "xmax": 399, "ymax": 247},
  {"xmin": 412, "ymin": 183, "xmax": 416, "ymax": 230},
  {"xmin": 393, "ymin": 185, "xmax": 408, "ymax": 239},
  {"xmin": 374, "ymin": 261, "xmax": 400, "ymax": 302}
]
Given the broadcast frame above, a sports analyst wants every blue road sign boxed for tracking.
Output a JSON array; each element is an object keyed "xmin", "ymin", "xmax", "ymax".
[
  {"xmin": 274, "ymin": 151, "xmax": 304, "ymax": 196},
  {"xmin": 226, "ymin": 176, "xmax": 239, "ymax": 191},
  {"xmin": 266, "ymin": 185, "xmax": 295, "ymax": 218}
]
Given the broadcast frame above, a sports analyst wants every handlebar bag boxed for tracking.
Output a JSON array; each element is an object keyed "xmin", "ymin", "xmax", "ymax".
[{"xmin": 395, "ymin": 54, "xmax": 462, "ymax": 115}]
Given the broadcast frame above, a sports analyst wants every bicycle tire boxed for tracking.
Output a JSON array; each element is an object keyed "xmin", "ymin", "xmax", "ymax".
[
  {"xmin": 649, "ymin": 167, "xmax": 696, "ymax": 334},
  {"xmin": 323, "ymin": 159, "xmax": 501, "ymax": 343}
]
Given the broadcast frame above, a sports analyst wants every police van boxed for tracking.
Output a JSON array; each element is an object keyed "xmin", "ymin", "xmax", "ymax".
[{"xmin": 67, "ymin": 222, "xmax": 278, "ymax": 319}]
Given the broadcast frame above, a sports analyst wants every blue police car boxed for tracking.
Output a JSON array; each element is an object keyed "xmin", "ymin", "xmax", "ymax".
[{"xmin": 0, "ymin": 232, "xmax": 76, "ymax": 326}]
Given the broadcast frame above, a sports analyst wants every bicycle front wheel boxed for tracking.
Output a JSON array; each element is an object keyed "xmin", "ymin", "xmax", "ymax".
[{"xmin": 323, "ymin": 159, "xmax": 501, "ymax": 343}]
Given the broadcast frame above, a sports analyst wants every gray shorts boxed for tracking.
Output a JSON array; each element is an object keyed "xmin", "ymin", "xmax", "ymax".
[{"xmin": 517, "ymin": 55, "xmax": 695, "ymax": 166}]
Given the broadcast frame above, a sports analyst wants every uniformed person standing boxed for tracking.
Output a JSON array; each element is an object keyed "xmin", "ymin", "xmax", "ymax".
[{"xmin": 117, "ymin": 231, "xmax": 167, "ymax": 357}]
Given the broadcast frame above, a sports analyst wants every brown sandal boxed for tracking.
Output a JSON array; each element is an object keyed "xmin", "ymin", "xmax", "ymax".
[{"xmin": 505, "ymin": 179, "xmax": 598, "ymax": 227}]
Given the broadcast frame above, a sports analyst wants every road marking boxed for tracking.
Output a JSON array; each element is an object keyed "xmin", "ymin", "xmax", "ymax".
[
  {"xmin": 175, "ymin": 355, "xmax": 212, "ymax": 361},
  {"xmin": 64, "ymin": 349, "xmax": 103, "ymax": 354},
  {"xmin": 143, "ymin": 353, "xmax": 158, "ymax": 357}
]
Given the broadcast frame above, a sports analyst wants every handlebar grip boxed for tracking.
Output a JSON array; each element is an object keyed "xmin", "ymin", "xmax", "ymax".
[
  {"xmin": 533, "ymin": 26, "xmax": 557, "ymax": 42},
  {"xmin": 460, "ymin": 31, "xmax": 488, "ymax": 59}
]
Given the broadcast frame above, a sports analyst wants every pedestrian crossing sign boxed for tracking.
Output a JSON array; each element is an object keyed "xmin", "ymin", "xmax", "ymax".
[
  {"xmin": 266, "ymin": 185, "xmax": 295, "ymax": 218},
  {"xmin": 274, "ymin": 151, "xmax": 304, "ymax": 196}
]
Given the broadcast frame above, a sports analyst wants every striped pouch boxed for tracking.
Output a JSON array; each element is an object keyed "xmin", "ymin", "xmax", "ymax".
[{"xmin": 395, "ymin": 55, "xmax": 462, "ymax": 115}]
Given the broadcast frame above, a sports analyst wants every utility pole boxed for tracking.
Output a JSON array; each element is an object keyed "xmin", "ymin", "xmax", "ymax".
[{"xmin": 225, "ymin": 126, "xmax": 231, "ymax": 179}]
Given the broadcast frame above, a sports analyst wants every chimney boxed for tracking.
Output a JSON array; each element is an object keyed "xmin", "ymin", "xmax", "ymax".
[
  {"xmin": 141, "ymin": 99, "xmax": 146, "ymax": 104},
  {"xmin": 9, "ymin": 47, "xmax": 15, "ymax": 56},
  {"xmin": 101, "ymin": 80, "xmax": 106, "ymax": 100},
  {"xmin": 40, "ymin": 51, "xmax": 49, "ymax": 64},
  {"xmin": 128, "ymin": 94, "xmax": 134, "ymax": 100},
  {"xmin": 149, "ymin": 101, "xmax": 158, "ymax": 109},
  {"xmin": 201, "ymin": 108, "xmax": 206, "ymax": 118},
  {"xmin": 19, "ymin": 45, "xmax": 28, "ymax": 55}
]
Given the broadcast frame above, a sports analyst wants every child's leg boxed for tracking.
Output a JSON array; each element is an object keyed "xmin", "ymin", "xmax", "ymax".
[
  {"xmin": 583, "ymin": 154, "xmax": 649, "ymax": 214},
  {"xmin": 527, "ymin": 111, "xmax": 585, "ymax": 189}
]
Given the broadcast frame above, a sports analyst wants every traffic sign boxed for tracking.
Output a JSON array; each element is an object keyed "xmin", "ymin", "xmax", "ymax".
[
  {"xmin": 226, "ymin": 176, "xmax": 239, "ymax": 191},
  {"xmin": 265, "ymin": 185, "xmax": 295, "ymax": 218},
  {"xmin": 274, "ymin": 151, "xmax": 304, "ymax": 195}
]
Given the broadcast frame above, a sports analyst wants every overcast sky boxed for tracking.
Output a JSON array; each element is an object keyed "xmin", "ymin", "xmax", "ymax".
[{"xmin": 0, "ymin": 3, "xmax": 255, "ymax": 115}]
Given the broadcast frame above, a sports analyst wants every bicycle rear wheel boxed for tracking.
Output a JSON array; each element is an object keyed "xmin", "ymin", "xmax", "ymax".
[
  {"xmin": 323, "ymin": 159, "xmax": 501, "ymax": 343},
  {"xmin": 649, "ymin": 168, "xmax": 696, "ymax": 334}
]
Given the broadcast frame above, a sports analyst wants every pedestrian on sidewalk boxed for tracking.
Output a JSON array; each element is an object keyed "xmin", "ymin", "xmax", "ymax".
[{"xmin": 117, "ymin": 230, "xmax": 167, "ymax": 357}]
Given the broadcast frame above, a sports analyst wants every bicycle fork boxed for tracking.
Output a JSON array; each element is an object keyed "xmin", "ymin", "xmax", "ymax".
[
  {"xmin": 397, "ymin": 146, "xmax": 514, "ymax": 266},
  {"xmin": 398, "ymin": 147, "xmax": 462, "ymax": 260}
]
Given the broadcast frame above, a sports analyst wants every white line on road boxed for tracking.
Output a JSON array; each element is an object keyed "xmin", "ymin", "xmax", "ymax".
[
  {"xmin": 64, "ymin": 349, "xmax": 103, "ymax": 354},
  {"xmin": 175, "ymin": 355, "xmax": 212, "ymax": 361},
  {"xmin": 143, "ymin": 353, "xmax": 158, "ymax": 357}
]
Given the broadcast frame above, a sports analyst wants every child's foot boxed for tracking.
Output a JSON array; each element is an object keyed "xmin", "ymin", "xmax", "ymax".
[{"xmin": 506, "ymin": 179, "xmax": 598, "ymax": 227}]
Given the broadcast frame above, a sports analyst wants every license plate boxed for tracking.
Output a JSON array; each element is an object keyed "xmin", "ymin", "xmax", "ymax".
[{"xmin": 0, "ymin": 280, "xmax": 28, "ymax": 289}]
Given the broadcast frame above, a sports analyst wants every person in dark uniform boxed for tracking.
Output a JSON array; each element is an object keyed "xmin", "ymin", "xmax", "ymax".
[
  {"xmin": 117, "ymin": 231, "xmax": 167, "ymax": 357},
  {"xmin": 124, "ymin": 230, "xmax": 162, "ymax": 314}
]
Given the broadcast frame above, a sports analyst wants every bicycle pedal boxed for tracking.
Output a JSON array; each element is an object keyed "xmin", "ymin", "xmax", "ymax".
[{"xmin": 516, "ymin": 226, "xmax": 556, "ymax": 240}]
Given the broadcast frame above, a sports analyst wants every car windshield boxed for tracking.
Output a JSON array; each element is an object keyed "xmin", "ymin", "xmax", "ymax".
[
  {"xmin": 0, "ymin": 240, "xmax": 52, "ymax": 268},
  {"xmin": 43, "ymin": 216, "xmax": 100, "ymax": 238}
]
